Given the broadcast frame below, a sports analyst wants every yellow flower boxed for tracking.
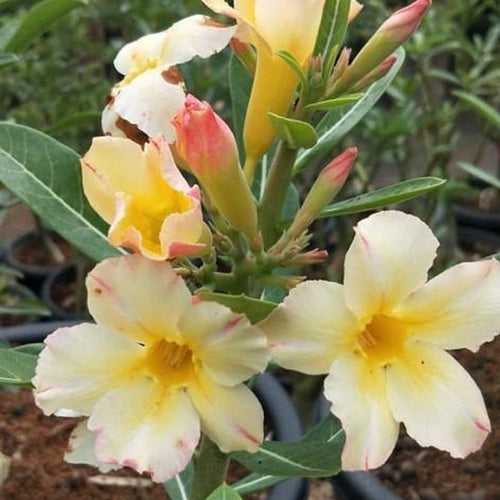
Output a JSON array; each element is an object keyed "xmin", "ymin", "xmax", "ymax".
[
  {"xmin": 202, "ymin": 1, "xmax": 363, "ymax": 176},
  {"xmin": 103, "ymin": 15, "xmax": 236, "ymax": 142},
  {"xmin": 33, "ymin": 256, "xmax": 269, "ymax": 482},
  {"xmin": 262, "ymin": 211, "xmax": 500, "ymax": 470},
  {"xmin": 81, "ymin": 136, "xmax": 206, "ymax": 260}
]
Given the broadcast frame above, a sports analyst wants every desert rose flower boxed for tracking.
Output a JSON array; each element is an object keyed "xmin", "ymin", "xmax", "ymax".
[
  {"xmin": 173, "ymin": 95, "xmax": 259, "ymax": 245},
  {"xmin": 33, "ymin": 256, "xmax": 269, "ymax": 482},
  {"xmin": 103, "ymin": 15, "xmax": 236, "ymax": 142},
  {"xmin": 81, "ymin": 136, "xmax": 206, "ymax": 260},
  {"xmin": 262, "ymin": 210, "xmax": 500, "ymax": 470}
]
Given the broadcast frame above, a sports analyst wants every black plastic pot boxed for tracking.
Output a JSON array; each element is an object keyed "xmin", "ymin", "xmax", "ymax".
[
  {"xmin": 317, "ymin": 397, "xmax": 402, "ymax": 500},
  {"xmin": 456, "ymin": 225, "xmax": 500, "ymax": 255},
  {"xmin": 0, "ymin": 320, "xmax": 80, "ymax": 344},
  {"xmin": 42, "ymin": 265, "xmax": 89, "ymax": 321},
  {"xmin": 253, "ymin": 373, "xmax": 309, "ymax": 500},
  {"xmin": 453, "ymin": 205, "xmax": 500, "ymax": 234},
  {"xmin": 5, "ymin": 232, "xmax": 71, "ymax": 290}
]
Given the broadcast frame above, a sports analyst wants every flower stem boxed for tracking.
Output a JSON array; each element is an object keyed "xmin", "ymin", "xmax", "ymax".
[{"xmin": 191, "ymin": 437, "xmax": 229, "ymax": 500}]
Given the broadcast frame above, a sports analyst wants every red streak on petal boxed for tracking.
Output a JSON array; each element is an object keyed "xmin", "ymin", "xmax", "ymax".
[
  {"xmin": 236, "ymin": 425, "xmax": 260, "ymax": 446},
  {"xmin": 474, "ymin": 419, "xmax": 490, "ymax": 433},
  {"xmin": 89, "ymin": 274, "xmax": 113, "ymax": 295}
]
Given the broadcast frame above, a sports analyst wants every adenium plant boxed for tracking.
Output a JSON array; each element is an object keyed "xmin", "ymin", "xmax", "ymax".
[{"xmin": 2, "ymin": 0, "xmax": 499, "ymax": 499}]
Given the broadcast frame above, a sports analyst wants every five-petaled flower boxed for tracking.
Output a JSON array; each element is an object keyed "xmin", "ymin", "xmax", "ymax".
[
  {"xmin": 33, "ymin": 255, "xmax": 269, "ymax": 482},
  {"xmin": 262, "ymin": 210, "xmax": 500, "ymax": 470},
  {"xmin": 81, "ymin": 136, "xmax": 207, "ymax": 261},
  {"xmin": 103, "ymin": 15, "xmax": 236, "ymax": 142}
]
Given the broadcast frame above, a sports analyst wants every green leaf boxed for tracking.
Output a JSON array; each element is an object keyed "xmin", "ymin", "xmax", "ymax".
[
  {"xmin": 0, "ymin": 348, "xmax": 38, "ymax": 385},
  {"xmin": 46, "ymin": 111, "xmax": 101, "ymax": 134},
  {"xmin": 207, "ymin": 484, "xmax": 242, "ymax": 500},
  {"xmin": 233, "ymin": 473, "xmax": 284, "ymax": 495},
  {"xmin": 268, "ymin": 113, "xmax": 318, "ymax": 150},
  {"xmin": 164, "ymin": 462, "xmax": 193, "ymax": 500},
  {"xmin": 0, "ymin": 122, "xmax": 122, "ymax": 261},
  {"xmin": 0, "ymin": 52, "xmax": 19, "ymax": 68},
  {"xmin": 0, "ymin": 297, "xmax": 50, "ymax": 316},
  {"xmin": 320, "ymin": 177, "xmax": 446, "ymax": 218},
  {"xmin": 294, "ymin": 47, "xmax": 405, "ymax": 175},
  {"xmin": 458, "ymin": 162, "xmax": 500, "ymax": 190},
  {"xmin": 197, "ymin": 292, "xmax": 277, "ymax": 324},
  {"xmin": 315, "ymin": 0, "xmax": 350, "ymax": 60},
  {"xmin": 305, "ymin": 94, "xmax": 363, "ymax": 112},
  {"xmin": 13, "ymin": 343, "xmax": 44, "ymax": 356},
  {"xmin": 454, "ymin": 91, "xmax": 500, "ymax": 132},
  {"xmin": 232, "ymin": 415, "xmax": 344, "ymax": 478},
  {"xmin": 276, "ymin": 50, "xmax": 307, "ymax": 90},
  {"xmin": 5, "ymin": 0, "xmax": 87, "ymax": 52},
  {"xmin": 229, "ymin": 55, "xmax": 252, "ymax": 158}
]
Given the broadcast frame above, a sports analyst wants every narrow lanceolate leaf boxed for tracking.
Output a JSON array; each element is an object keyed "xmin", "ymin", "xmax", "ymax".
[
  {"xmin": 294, "ymin": 47, "xmax": 405, "ymax": 175},
  {"xmin": 163, "ymin": 462, "xmax": 193, "ymax": 500},
  {"xmin": 0, "ymin": 52, "xmax": 19, "ymax": 68},
  {"xmin": 229, "ymin": 55, "xmax": 252, "ymax": 158},
  {"xmin": 233, "ymin": 473, "xmax": 285, "ymax": 495},
  {"xmin": 276, "ymin": 50, "xmax": 308, "ymax": 90},
  {"xmin": 197, "ymin": 292, "xmax": 277, "ymax": 324},
  {"xmin": 0, "ymin": 122, "xmax": 121, "ymax": 261},
  {"xmin": 232, "ymin": 415, "xmax": 345, "ymax": 478},
  {"xmin": 0, "ymin": 348, "xmax": 38, "ymax": 385},
  {"xmin": 5, "ymin": 0, "xmax": 87, "ymax": 52},
  {"xmin": 320, "ymin": 177, "xmax": 446, "ymax": 218},
  {"xmin": 305, "ymin": 94, "xmax": 364, "ymax": 112},
  {"xmin": 454, "ymin": 91, "xmax": 500, "ymax": 132},
  {"xmin": 458, "ymin": 162, "xmax": 500, "ymax": 190},
  {"xmin": 268, "ymin": 113, "xmax": 318, "ymax": 150},
  {"xmin": 207, "ymin": 484, "xmax": 242, "ymax": 500}
]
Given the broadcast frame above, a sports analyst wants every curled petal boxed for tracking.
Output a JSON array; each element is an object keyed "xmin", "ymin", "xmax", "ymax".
[
  {"xmin": 178, "ymin": 301, "xmax": 269, "ymax": 386},
  {"xmin": 33, "ymin": 324, "xmax": 142, "ymax": 416},
  {"xmin": 344, "ymin": 211, "xmax": 438, "ymax": 322},
  {"xmin": 87, "ymin": 255, "xmax": 191, "ymax": 344},
  {"xmin": 395, "ymin": 260, "xmax": 500, "ymax": 352},
  {"xmin": 89, "ymin": 378, "xmax": 200, "ymax": 483},
  {"xmin": 189, "ymin": 374, "xmax": 264, "ymax": 453},
  {"xmin": 386, "ymin": 343, "xmax": 490, "ymax": 458},
  {"xmin": 325, "ymin": 353, "xmax": 399, "ymax": 470},
  {"xmin": 261, "ymin": 281, "xmax": 359, "ymax": 375}
]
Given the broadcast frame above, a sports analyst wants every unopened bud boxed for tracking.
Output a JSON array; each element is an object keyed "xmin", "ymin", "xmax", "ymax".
[
  {"xmin": 333, "ymin": 0, "xmax": 431, "ymax": 95},
  {"xmin": 289, "ymin": 249, "xmax": 329, "ymax": 266},
  {"xmin": 329, "ymin": 48, "xmax": 352, "ymax": 88},
  {"xmin": 349, "ymin": 0, "xmax": 364, "ymax": 23},
  {"xmin": 288, "ymin": 147, "xmax": 358, "ymax": 240},
  {"xmin": 351, "ymin": 54, "xmax": 397, "ymax": 92},
  {"xmin": 230, "ymin": 38, "xmax": 256, "ymax": 75},
  {"xmin": 173, "ymin": 95, "xmax": 259, "ymax": 244}
]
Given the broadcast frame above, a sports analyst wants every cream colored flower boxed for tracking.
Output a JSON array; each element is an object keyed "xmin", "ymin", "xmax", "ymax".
[
  {"xmin": 261, "ymin": 210, "xmax": 500, "ymax": 470},
  {"xmin": 81, "ymin": 135, "xmax": 206, "ymax": 261},
  {"xmin": 33, "ymin": 255, "xmax": 269, "ymax": 482},
  {"xmin": 103, "ymin": 15, "xmax": 236, "ymax": 142}
]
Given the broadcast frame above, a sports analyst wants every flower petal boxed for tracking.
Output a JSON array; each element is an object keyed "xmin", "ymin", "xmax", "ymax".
[
  {"xmin": 261, "ymin": 281, "xmax": 359, "ymax": 375},
  {"xmin": 324, "ymin": 352, "xmax": 399, "ymax": 470},
  {"xmin": 33, "ymin": 324, "xmax": 142, "ymax": 416},
  {"xmin": 89, "ymin": 378, "xmax": 200, "ymax": 483},
  {"xmin": 65, "ymin": 421, "xmax": 120, "ymax": 473},
  {"xmin": 344, "ymin": 211, "xmax": 439, "ymax": 322},
  {"xmin": 395, "ymin": 260, "xmax": 500, "ymax": 352},
  {"xmin": 87, "ymin": 255, "xmax": 191, "ymax": 344},
  {"xmin": 386, "ymin": 343, "xmax": 490, "ymax": 458},
  {"xmin": 114, "ymin": 31, "xmax": 166, "ymax": 75},
  {"xmin": 189, "ymin": 374, "xmax": 264, "ymax": 453},
  {"xmin": 113, "ymin": 69, "xmax": 185, "ymax": 142},
  {"xmin": 178, "ymin": 301, "xmax": 269, "ymax": 386}
]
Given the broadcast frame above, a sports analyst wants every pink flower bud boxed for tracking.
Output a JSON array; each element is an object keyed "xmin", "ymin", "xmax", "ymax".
[
  {"xmin": 288, "ymin": 148, "xmax": 358, "ymax": 240},
  {"xmin": 173, "ymin": 95, "xmax": 259, "ymax": 244},
  {"xmin": 332, "ymin": 0, "xmax": 431, "ymax": 96},
  {"xmin": 351, "ymin": 54, "xmax": 397, "ymax": 92}
]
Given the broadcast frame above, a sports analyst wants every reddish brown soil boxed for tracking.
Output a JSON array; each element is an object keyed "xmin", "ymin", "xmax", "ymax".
[{"xmin": 376, "ymin": 336, "xmax": 500, "ymax": 500}]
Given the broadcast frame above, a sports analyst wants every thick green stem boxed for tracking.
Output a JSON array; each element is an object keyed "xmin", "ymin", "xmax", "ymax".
[
  {"xmin": 259, "ymin": 143, "xmax": 298, "ymax": 248},
  {"xmin": 191, "ymin": 437, "xmax": 229, "ymax": 500}
]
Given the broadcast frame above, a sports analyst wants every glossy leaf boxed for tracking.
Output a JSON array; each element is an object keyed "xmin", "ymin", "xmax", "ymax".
[
  {"xmin": 207, "ymin": 484, "xmax": 242, "ymax": 500},
  {"xmin": 232, "ymin": 415, "xmax": 344, "ymax": 478},
  {"xmin": 197, "ymin": 291, "xmax": 277, "ymax": 324},
  {"xmin": 268, "ymin": 113, "xmax": 318, "ymax": 150},
  {"xmin": 233, "ymin": 473, "xmax": 284, "ymax": 495},
  {"xmin": 320, "ymin": 177, "xmax": 446, "ymax": 218},
  {"xmin": 0, "ymin": 348, "xmax": 38, "ymax": 385},
  {"xmin": 5, "ymin": 0, "xmax": 87, "ymax": 52},
  {"xmin": 454, "ymin": 91, "xmax": 500, "ymax": 132},
  {"xmin": 458, "ymin": 162, "xmax": 500, "ymax": 190},
  {"xmin": 164, "ymin": 462, "xmax": 193, "ymax": 500},
  {"xmin": 294, "ymin": 47, "xmax": 405, "ymax": 175},
  {"xmin": 0, "ymin": 122, "xmax": 121, "ymax": 261},
  {"xmin": 305, "ymin": 94, "xmax": 363, "ymax": 112}
]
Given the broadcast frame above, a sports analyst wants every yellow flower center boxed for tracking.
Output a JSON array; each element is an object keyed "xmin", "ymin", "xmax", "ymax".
[
  {"xmin": 357, "ymin": 315, "xmax": 409, "ymax": 367},
  {"xmin": 145, "ymin": 339, "xmax": 197, "ymax": 388},
  {"xmin": 120, "ymin": 57, "xmax": 162, "ymax": 87}
]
